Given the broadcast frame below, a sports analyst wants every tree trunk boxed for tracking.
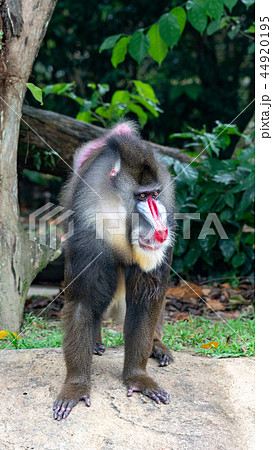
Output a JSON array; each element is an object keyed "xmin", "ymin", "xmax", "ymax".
[
  {"xmin": 0, "ymin": 0, "xmax": 58, "ymax": 332},
  {"xmin": 232, "ymin": 113, "xmax": 255, "ymax": 159}
]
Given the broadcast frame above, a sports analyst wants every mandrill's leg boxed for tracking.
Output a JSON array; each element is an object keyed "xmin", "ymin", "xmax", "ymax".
[
  {"xmin": 93, "ymin": 321, "xmax": 106, "ymax": 356},
  {"xmin": 53, "ymin": 259, "xmax": 118, "ymax": 420},
  {"xmin": 53, "ymin": 300, "xmax": 94, "ymax": 420},
  {"xmin": 151, "ymin": 304, "xmax": 173, "ymax": 367},
  {"xmin": 123, "ymin": 263, "xmax": 171, "ymax": 405}
]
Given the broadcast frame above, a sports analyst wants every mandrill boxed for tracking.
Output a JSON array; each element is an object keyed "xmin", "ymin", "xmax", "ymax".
[{"xmin": 54, "ymin": 122, "xmax": 175, "ymax": 420}]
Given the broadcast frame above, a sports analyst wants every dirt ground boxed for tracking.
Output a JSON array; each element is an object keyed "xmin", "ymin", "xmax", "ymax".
[{"xmin": 0, "ymin": 347, "xmax": 254, "ymax": 450}]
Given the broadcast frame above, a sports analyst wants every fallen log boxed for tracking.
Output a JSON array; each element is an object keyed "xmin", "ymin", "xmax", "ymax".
[{"xmin": 19, "ymin": 105, "xmax": 191, "ymax": 176}]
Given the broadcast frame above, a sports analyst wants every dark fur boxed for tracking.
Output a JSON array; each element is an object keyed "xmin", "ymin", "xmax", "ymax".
[{"xmin": 53, "ymin": 128, "xmax": 175, "ymax": 420}]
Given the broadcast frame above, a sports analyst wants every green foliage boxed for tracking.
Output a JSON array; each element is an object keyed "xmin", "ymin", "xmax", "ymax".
[
  {"xmin": 171, "ymin": 121, "xmax": 241, "ymax": 157},
  {"xmin": 186, "ymin": 0, "xmax": 207, "ymax": 35},
  {"xmin": 128, "ymin": 30, "xmax": 150, "ymax": 64},
  {"xmin": 32, "ymin": 1, "xmax": 254, "ymax": 143},
  {"xmin": 0, "ymin": 314, "xmax": 64, "ymax": 350},
  {"xmin": 42, "ymin": 81, "xmax": 161, "ymax": 127},
  {"xmin": 1, "ymin": 313, "xmax": 254, "ymax": 359},
  {"xmin": 100, "ymin": 5, "xmax": 187, "ymax": 66},
  {"xmin": 162, "ymin": 314, "xmax": 255, "ymax": 357},
  {"xmin": 99, "ymin": 1, "xmax": 254, "ymax": 66},
  {"xmin": 147, "ymin": 24, "xmax": 168, "ymax": 65},
  {"xmin": 0, "ymin": 30, "xmax": 4, "ymax": 50},
  {"xmin": 158, "ymin": 13, "xmax": 181, "ymax": 48},
  {"xmin": 111, "ymin": 37, "xmax": 130, "ymax": 68},
  {"xmin": 167, "ymin": 122, "xmax": 254, "ymax": 278},
  {"xmin": 26, "ymin": 83, "xmax": 43, "ymax": 105}
]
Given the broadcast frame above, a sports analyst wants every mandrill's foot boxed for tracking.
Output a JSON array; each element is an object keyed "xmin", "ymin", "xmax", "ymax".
[
  {"xmin": 125, "ymin": 374, "xmax": 169, "ymax": 405},
  {"xmin": 93, "ymin": 343, "xmax": 106, "ymax": 356},
  {"xmin": 151, "ymin": 339, "xmax": 173, "ymax": 367},
  {"xmin": 53, "ymin": 384, "xmax": 91, "ymax": 420}
]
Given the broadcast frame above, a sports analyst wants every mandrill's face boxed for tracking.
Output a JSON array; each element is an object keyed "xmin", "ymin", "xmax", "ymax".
[{"xmin": 131, "ymin": 186, "xmax": 173, "ymax": 272}]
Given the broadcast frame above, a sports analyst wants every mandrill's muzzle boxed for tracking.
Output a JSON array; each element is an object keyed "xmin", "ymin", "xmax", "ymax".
[
  {"xmin": 147, "ymin": 196, "xmax": 168, "ymax": 243},
  {"xmin": 137, "ymin": 196, "xmax": 168, "ymax": 245}
]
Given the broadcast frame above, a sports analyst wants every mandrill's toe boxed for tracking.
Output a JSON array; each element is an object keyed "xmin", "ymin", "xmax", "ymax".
[{"xmin": 53, "ymin": 394, "xmax": 91, "ymax": 420}]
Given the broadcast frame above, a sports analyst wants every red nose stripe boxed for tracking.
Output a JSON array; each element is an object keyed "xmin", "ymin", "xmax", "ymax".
[{"xmin": 147, "ymin": 197, "xmax": 168, "ymax": 243}]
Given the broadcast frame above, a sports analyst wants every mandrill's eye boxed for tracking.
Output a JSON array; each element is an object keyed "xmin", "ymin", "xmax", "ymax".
[
  {"xmin": 153, "ymin": 191, "xmax": 159, "ymax": 198},
  {"xmin": 137, "ymin": 192, "xmax": 147, "ymax": 200}
]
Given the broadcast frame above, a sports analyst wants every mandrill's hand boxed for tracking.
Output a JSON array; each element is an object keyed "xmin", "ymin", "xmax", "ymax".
[
  {"xmin": 53, "ymin": 382, "xmax": 91, "ymax": 420},
  {"xmin": 125, "ymin": 373, "xmax": 169, "ymax": 404},
  {"xmin": 151, "ymin": 339, "xmax": 173, "ymax": 367}
]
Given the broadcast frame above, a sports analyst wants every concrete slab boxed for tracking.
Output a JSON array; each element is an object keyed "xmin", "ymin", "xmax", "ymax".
[
  {"xmin": 0, "ymin": 348, "xmax": 254, "ymax": 450},
  {"xmin": 27, "ymin": 285, "xmax": 61, "ymax": 298}
]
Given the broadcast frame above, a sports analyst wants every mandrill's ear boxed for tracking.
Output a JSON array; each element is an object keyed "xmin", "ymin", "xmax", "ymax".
[
  {"xmin": 109, "ymin": 158, "xmax": 121, "ymax": 180},
  {"xmin": 74, "ymin": 121, "xmax": 137, "ymax": 173}
]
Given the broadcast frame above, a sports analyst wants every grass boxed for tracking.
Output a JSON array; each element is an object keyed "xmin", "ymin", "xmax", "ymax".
[
  {"xmin": 162, "ymin": 314, "xmax": 255, "ymax": 358},
  {"xmin": 0, "ymin": 312, "xmax": 254, "ymax": 358}
]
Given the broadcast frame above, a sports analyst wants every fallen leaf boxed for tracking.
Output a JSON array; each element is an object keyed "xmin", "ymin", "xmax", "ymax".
[
  {"xmin": 167, "ymin": 282, "xmax": 204, "ymax": 300},
  {"xmin": 0, "ymin": 330, "xmax": 20, "ymax": 340},
  {"xmin": 229, "ymin": 295, "xmax": 249, "ymax": 306},
  {"xmin": 220, "ymin": 282, "xmax": 231, "ymax": 289},
  {"xmin": 166, "ymin": 286, "xmax": 186, "ymax": 298},
  {"xmin": 222, "ymin": 290, "xmax": 231, "ymax": 299},
  {"xmin": 205, "ymin": 298, "xmax": 225, "ymax": 311},
  {"xmin": 200, "ymin": 341, "xmax": 219, "ymax": 349},
  {"xmin": 180, "ymin": 281, "xmax": 204, "ymax": 299},
  {"xmin": 202, "ymin": 288, "xmax": 211, "ymax": 296}
]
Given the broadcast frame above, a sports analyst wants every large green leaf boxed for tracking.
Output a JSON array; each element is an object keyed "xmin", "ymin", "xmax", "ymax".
[
  {"xmin": 111, "ymin": 90, "xmax": 130, "ymax": 105},
  {"xmin": 174, "ymin": 161, "xmax": 199, "ymax": 185},
  {"xmin": 220, "ymin": 208, "xmax": 233, "ymax": 221},
  {"xmin": 212, "ymin": 172, "xmax": 235, "ymax": 184},
  {"xmin": 133, "ymin": 80, "xmax": 159, "ymax": 103},
  {"xmin": 129, "ymin": 30, "xmax": 150, "ymax": 64},
  {"xmin": 198, "ymin": 192, "xmax": 219, "ymax": 213},
  {"xmin": 240, "ymin": 0, "xmax": 255, "ymax": 9},
  {"xmin": 223, "ymin": 0, "xmax": 238, "ymax": 12},
  {"xmin": 205, "ymin": 0, "xmax": 224, "ymax": 21},
  {"xmin": 99, "ymin": 34, "xmax": 123, "ymax": 53},
  {"xmin": 127, "ymin": 103, "xmax": 148, "ymax": 126},
  {"xmin": 224, "ymin": 192, "xmax": 235, "ymax": 208},
  {"xmin": 231, "ymin": 252, "xmax": 247, "ymax": 268},
  {"xmin": 237, "ymin": 186, "xmax": 255, "ymax": 214},
  {"xmin": 158, "ymin": 13, "xmax": 181, "ymax": 48},
  {"xmin": 26, "ymin": 83, "xmax": 43, "ymax": 104},
  {"xmin": 186, "ymin": 0, "xmax": 208, "ymax": 35},
  {"xmin": 170, "ymin": 7, "xmax": 187, "ymax": 34},
  {"xmin": 111, "ymin": 37, "xmax": 130, "ymax": 68},
  {"xmin": 207, "ymin": 20, "xmax": 221, "ymax": 36},
  {"xmin": 130, "ymin": 94, "xmax": 160, "ymax": 117},
  {"xmin": 184, "ymin": 245, "xmax": 202, "ymax": 268},
  {"xmin": 148, "ymin": 24, "xmax": 168, "ymax": 65},
  {"xmin": 219, "ymin": 238, "xmax": 236, "ymax": 260},
  {"xmin": 231, "ymin": 172, "xmax": 254, "ymax": 193},
  {"xmin": 43, "ymin": 82, "xmax": 75, "ymax": 97},
  {"xmin": 199, "ymin": 235, "xmax": 218, "ymax": 252}
]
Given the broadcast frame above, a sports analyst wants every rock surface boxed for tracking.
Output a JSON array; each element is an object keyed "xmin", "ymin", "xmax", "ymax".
[{"xmin": 0, "ymin": 347, "xmax": 254, "ymax": 449}]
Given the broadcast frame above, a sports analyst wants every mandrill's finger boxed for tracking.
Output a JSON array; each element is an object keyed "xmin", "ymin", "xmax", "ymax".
[
  {"xmin": 159, "ymin": 355, "xmax": 169, "ymax": 366},
  {"xmin": 156, "ymin": 390, "xmax": 169, "ymax": 404},
  {"xmin": 146, "ymin": 391, "xmax": 160, "ymax": 404},
  {"xmin": 53, "ymin": 400, "xmax": 77, "ymax": 420},
  {"xmin": 80, "ymin": 394, "xmax": 91, "ymax": 407},
  {"xmin": 127, "ymin": 388, "xmax": 133, "ymax": 397}
]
